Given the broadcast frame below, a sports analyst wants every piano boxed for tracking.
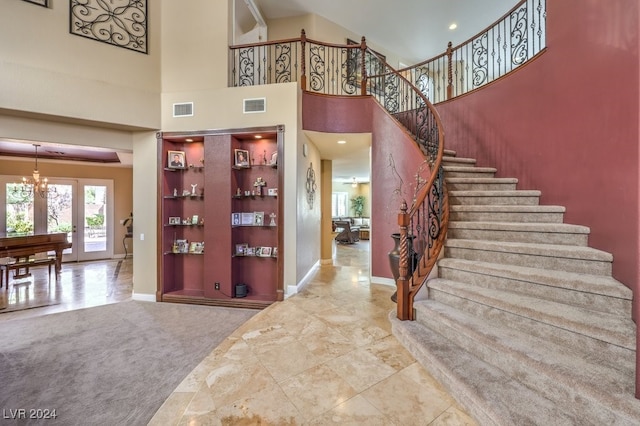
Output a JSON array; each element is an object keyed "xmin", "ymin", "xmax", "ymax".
[{"xmin": 0, "ymin": 232, "xmax": 72, "ymax": 274}]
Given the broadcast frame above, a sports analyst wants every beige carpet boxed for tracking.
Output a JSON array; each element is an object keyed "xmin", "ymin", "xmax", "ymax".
[{"xmin": 0, "ymin": 301, "xmax": 256, "ymax": 425}]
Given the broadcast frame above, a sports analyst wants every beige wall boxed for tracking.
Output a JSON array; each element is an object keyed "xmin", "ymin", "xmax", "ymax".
[
  {"xmin": 265, "ymin": 14, "xmax": 401, "ymax": 69},
  {"xmin": 0, "ymin": 0, "xmax": 347, "ymax": 299},
  {"xmin": 0, "ymin": 0, "xmax": 161, "ymax": 129},
  {"xmin": 0, "ymin": 158, "xmax": 133, "ymax": 256}
]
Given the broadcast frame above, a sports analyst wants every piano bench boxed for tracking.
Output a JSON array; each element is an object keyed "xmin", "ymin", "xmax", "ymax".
[{"xmin": 0, "ymin": 257, "xmax": 56, "ymax": 289}]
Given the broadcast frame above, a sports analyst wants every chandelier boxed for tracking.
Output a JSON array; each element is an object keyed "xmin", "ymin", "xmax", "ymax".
[{"xmin": 14, "ymin": 144, "xmax": 56, "ymax": 198}]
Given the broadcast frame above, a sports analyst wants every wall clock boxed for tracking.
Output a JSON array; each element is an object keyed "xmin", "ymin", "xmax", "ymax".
[{"xmin": 306, "ymin": 162, "xmax": 316, "ymax": 209}]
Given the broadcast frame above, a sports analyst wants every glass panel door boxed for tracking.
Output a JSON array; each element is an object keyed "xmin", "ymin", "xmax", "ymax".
[
  {"xmin": 5, "ymin": 183, "xmax": 35, "ymax": 236},
  {"xmin": 82, "ymin": 184, "xmax": 109, "ymax": 259},
  {"xmin": 47, "ymin": 182, "xmax": 76, "ymax": 261}
]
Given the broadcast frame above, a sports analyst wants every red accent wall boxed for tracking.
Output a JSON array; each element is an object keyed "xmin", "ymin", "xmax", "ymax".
[
  {"xmin": 302, "ymin": 93, "xmax": 426, "ymax": 279},
  {"xmin": 436, "ymin": 0, "xmax": 640, "ymax": 393}
]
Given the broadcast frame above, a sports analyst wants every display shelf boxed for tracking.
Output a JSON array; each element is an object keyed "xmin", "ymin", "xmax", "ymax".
[{"xmin": 158, "ymin": 126, "xmax": 283, "ymax": 307}]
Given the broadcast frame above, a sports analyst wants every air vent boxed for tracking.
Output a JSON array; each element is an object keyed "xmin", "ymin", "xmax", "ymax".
[
  {"xmin": 173, "ymin": 102, "xmax": 194, "ymax": 117},
  {"xmin": 243, "ymin": 97, "xmax": 266, "ymax": 113}
]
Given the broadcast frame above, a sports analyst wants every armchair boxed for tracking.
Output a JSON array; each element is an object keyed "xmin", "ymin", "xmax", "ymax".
[{"xmin": 334, "ymin": 220, "xmax": 360, "ymax": 244}]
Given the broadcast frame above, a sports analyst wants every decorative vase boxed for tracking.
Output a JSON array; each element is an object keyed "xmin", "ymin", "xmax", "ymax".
[{"xmin": 388, "ymin": 233, "xmax": 418, "ymax": 303}]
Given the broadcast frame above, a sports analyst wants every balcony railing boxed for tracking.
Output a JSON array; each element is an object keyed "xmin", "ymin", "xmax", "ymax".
[{"xmin": 229, "ymin": 0, "xmax": 546, "ymax": 102}]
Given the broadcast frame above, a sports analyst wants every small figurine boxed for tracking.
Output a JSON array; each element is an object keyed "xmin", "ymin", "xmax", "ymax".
[
  {"xmin": 269, "ymin": 213, "xmax": 276, "ymax": 226},
  {"xmin": 191, "ymin": 183, "xmax": 198, "ymax": 196},
  {"xmin": 173, "ymin": 188, "xmax": 178, "ymax": 197},
  {"xmin": 254, "ymin": 177, "xmax": 267, "ymax": 196}
]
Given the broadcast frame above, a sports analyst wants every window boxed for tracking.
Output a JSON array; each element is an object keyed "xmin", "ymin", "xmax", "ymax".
[{"xmin": 331, "ymin": 192, "xmax": 348, "ymax": 217}]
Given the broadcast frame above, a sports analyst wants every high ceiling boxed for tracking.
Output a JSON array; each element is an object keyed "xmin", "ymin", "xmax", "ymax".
[
  {"xmin": 1, "ymin": 1, "xmax": 517, "ymax": 178},
  {"xmin": 253, "ymin": 0, "xmax": 517, "ymax": 64},
  {"xmin": 247, "ymin": 0, "xmax": 518, "ymax": 183}
]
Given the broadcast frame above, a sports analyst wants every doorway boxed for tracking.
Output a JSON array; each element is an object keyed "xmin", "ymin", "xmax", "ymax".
[{"xmin": 1, "ymin": 176, "xmax": 114, "ymax": 262}]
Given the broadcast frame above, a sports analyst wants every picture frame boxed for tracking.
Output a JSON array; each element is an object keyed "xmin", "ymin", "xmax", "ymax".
[
  {"xmin": 258, "ymin": 246, "xmax": 272, "ymax": 257},
  {"xmin": 234, "ymin": 149, "xmax": 250, "ymax": 168},
  {"xmin": 189, "ymin": 241, "xmax": 204, "ymax": 254},
  {"xmin": 168, "ymin": 150, "xmax": 186, "ymax": 169},
  {"xmin": 191, "ymin": 215, "xmax": 199, "ymax": 225},
  {"xmin": 241, "ymin": 212, "xmax": 254, "ymax": 226},
  {"xmin": 253, "ymin": 211, "xmax": 265, "ymax": 226},
  {"xmin": 235, "ymin": 243, "xmax": 248, "ymax": 256},
  {"xmin": 246, "ymin": 247, "xmax": 256, "ymax": 256},
  {"xmin": 346, "ymin": 38, "xmax": 386, "ymax": 96},
  {"xmin": 272, "ymin": 247, "xmax": 278, "ymax": 257},
  {"xmin": 168, "ymin": 216, "xmax": 181, "ymax": 225},
  {"xmin": 267, "ymin": 188, "xmax": 278, "ymax": 197},
  {"xmin": 231, "ymin": 212, "xmax": 241, "ymax": 226},
  {"xmin": 176, "ymin": 239, "xmax": 189, "ymax": 254}
]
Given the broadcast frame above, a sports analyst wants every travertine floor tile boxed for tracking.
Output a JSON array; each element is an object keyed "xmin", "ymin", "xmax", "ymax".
[{"xmin": 5, "ymin": 246, "xmax": 477, "ymax": 425}]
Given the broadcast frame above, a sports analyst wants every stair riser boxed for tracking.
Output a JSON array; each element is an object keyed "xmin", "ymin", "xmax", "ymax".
[
  {"xmin": 438, "ymin": 266, "xmax": 632, "ymax": 316},
  {"xmin": 415, "ymin": 304, "xmax": 636, "ymax": 423},
  {"xmin": 442, "ymin": 159, "xmax": 476, "ymax": 168},
  {"xmin": 428, "ymin": 287, "xmax": 635, "ymax": 355},
  {"xmin": 447, "ymin": 228, "xmax": 588, "ymax": 246},
  {"xmin": 446, "ymin": 182, "xmax": 517, "ymax": 191},
  {"xmin": 449, "ymin": 210, "xmax": 565, "ymax": 223},
  {"xmin": 444, "ymin": 170, "xmax": 496, "ymax": 178},
  {"xmin": 449, "ymin": 194, "xmax": 539, "ymax": 206},
  {"xmin": 444, "ymin": 246, "xmax": 612, "ymax": 276}
]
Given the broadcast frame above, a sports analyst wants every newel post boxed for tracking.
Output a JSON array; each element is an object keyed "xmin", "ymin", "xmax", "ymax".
[
  {"xmin": 300, "ymin": 29, "xmax": 307, "ymax": 91},
  {"xmin": 360, "ymin": 36, "xmax": 367, "ymax": 96},
  {"xmin": 446, "ymin": 41, "xmax": 453, "ymax": 100},
  {"xmin": 397, "ymin": 201, "xmax": 411, "ymax": 320}
]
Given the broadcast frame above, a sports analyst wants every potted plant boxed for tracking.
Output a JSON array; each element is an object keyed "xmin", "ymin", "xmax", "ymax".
[{"xmin": 351, "ymin": 195, "xmax": 365, "ymax": 217}]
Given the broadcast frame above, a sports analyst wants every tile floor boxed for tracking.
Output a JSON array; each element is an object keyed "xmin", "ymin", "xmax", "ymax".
[
  {"xmin": 150, "ymin": 241, "xmax": 477, "ymax": 425},
  {"xmin": 0, "ymin": 243, "xmax": 476, "ymax": 425}
]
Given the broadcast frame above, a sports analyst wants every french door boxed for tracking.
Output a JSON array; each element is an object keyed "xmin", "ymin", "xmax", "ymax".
[{"xmin": 2, "ymin": 177, "xmax": 114, "ymax": 262}]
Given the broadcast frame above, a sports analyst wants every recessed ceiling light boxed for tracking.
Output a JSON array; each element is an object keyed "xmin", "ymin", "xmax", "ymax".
[
  {"xmin": 449, "ymin": 23, "xmax": 457, "ymax": 30},
  {"xmin": 337, "ymin": 140, "xmax": 346, "ymax": 144},
  {"xmin": 254, "ymin": 135, "xmax": 262, "ymax": 139},
  {"xmin": 185, "ymin": 138, "xmax": 193, "ymax": 142}
]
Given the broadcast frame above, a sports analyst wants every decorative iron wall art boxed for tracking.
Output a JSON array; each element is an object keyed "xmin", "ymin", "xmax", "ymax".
[
  {"xmin": 70, "ymin": 0, "xmax": 148, "ymax": 54},
  {"xmin": 22, "ymin": 0, "xmax": 48, "ymax": 7}
]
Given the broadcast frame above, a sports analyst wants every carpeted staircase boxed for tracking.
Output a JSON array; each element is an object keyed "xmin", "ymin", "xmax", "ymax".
[{"xmin": 391, "ymin": 149, "xmax": 640, "ymax": 425}]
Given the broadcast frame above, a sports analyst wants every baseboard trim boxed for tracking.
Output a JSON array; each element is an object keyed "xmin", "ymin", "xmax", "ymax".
[
  {"xmin": 286, "ymin": 260, "xmax": 320, "ymax": 298},
  {"xmin": 132, "ymin": 292, "xmax": 156, "ymax": 302},
  {"xmin": 371, "ymin": 276, "xmax": 395, "ymax": 287}
]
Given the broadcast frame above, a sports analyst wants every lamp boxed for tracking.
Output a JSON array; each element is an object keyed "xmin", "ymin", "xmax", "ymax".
[
  {"xmin": 351, "ymin": 177, "xmax": 358, "ymax": 188},
  {"xmin": 14, "ymin": 144, "xmax": 56, "ymax": 198}
]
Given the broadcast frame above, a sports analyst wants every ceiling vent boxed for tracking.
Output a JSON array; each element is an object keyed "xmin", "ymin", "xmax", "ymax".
[
  {"xmin": 173, "ymin": 102, "xmax": 194, "ymax": 117},
  {"xmin": 243, "ymin": 97, "xmax": 266, "ymax": 113}
]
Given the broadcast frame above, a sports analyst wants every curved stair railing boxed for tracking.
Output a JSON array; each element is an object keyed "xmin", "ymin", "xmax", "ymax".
[
  {"xmin": 228, "ymin": 0, "xmax": 546, "ymax": 320},
  {"xmin": 362, "ymin": 48, "xmax": 448, "ymax": 321}
]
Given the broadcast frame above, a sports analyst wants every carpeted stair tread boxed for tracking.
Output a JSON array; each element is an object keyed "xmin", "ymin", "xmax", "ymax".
[
  {"xmin": 449, "ymin": 221, "xmax": 590, "ymax": 234},
  {"xmin": 443, "ymin": 166, "xmax": 497, "ymax": 173},
  {"xmin": 428, "ymin": 278, "xmax": 635, "ymax": 350},
  {"xmin": 449, "ymin": 205, "xmax": 565, "ymax": 213},
  {"xmin": 445, "ymin": 238, "xmax": 613, "ymax": 262},
  {"xmin": 390, "ymin": 314, "xmax": 579, "ymax": 426},
  {"xmin": 411, "ymin": 301, "xmax": 640, "ymax": 423},
  {"xmin": 449, "ymin": 204, "xmax": 566, "ymax": 223},
  {"xmin": 446, "ymin": 177, "xmax": 518, "ymax": 184},
  {"xmin": 449, "ymin": 189, "xmax": 541, "ymax": 197},
  {"xmin": 437, "ymin": 258, "xmax": 632, "ymax": 301},
  {"xmin": 442, "ymin": 156, "xmax": 477, "ymax": 166}
]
